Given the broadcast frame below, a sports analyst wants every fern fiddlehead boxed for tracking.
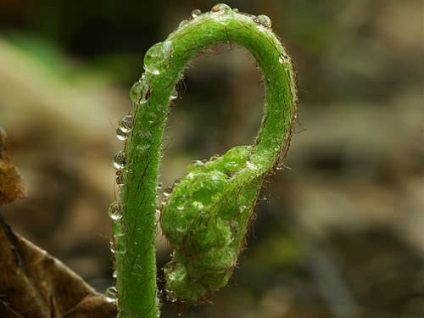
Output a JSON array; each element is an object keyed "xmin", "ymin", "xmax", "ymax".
[{"xmin": 111, "ymin": 4, "xmax": 297, "ymax": 317}]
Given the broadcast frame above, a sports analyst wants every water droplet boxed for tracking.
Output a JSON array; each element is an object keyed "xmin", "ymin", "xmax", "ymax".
[
  {"xmin": 116, "ymin": 126, "xmax": 128, "ymax": 141},
  {"xmin": 113, "ymin": 151, "xmax": 126, "ymax": 170},
  {"xmin": 191, "ymin": 9, "xmax": 201, "ymax": 19},
  {"xmin": 144, "ymin": 41, "xmax": 173, "ymax": 76},
  {"xmin": 211, "ymin": 3, "xmax": 232, "ymax": 14},
  {"xmin": 109, "ymin": 240, "xmax": 115, "ymax": 253},
  {"xmin": 130, "ymin": 78, "xmax": 150, "ymax": 105},
  {"xmin": 119, "ymin": 114, "xmax": 133, "ymax": 132},
  {"xmin": 108, "ymin": 201, "xmax": 124, "ymax": 221},
  {"xmin": 105, "ymin": 286, "xmax": 118, "ymax": 303},
  {"xmin": 254, "ymin": 15, "xmax": 272, "ymax": 28},
  {"xmin": 116, "ymin": 170, "xmax": 124, "ymax": 186},
  {"xmin": 110, "ymin": 239, "xmax": 127, "ymax": 254},
  {"xmin": 278, "ymin": 52, "xmax": 290, "ymax": 64},
  {"xmin": 144, "ymin": 42, "xmax": 163, "ymax": 75},
  {"xmin": 162, "ymin": 40, "xmax": 173, "ymax": 56},
  {"xmin": 112, "ymin": 270, "xmax": 118, "ymax": 279},
  {"xmin": 170, "ymin": 88, "xmax": 178, "ymax": 101}
]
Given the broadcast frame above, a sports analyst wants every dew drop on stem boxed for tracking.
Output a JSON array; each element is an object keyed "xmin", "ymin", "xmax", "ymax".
[
  {"xmin": 278, "ymin": 52, "xmax": 290, "ymax": 64},
  {"xmin": 116, "ymin": 126, "xmax": 128, "ymax": 141},
  {"xmin": 144, "ymin": 41, "xmax": 173, "ymax": 77},
  {"xmin": 116, "ymin": 241, "xmax": 127, "ymax": 254},
  {"xmin": 254, "ymin": 15, "xmax": 272, "ymax": 28},
  {"xmin": 109, "ymin": 241, "xmax": 115, "ymax": 254},
  {"xmin": 110, "ymin": 239, "xmax": 127, "ymax": 254},
  {"xmin": 113, "ymin": 151, "xmax": 126, "ymax": 170},
  {"xmin": 108, "ymin": 201, "xmax": 124, "ymax": 221},
  {"xmin": 116, "ymin": 170, "xmax": 124, "ymax": 186},
  {"xmin": 211, "ymin": 3, "xmax": 232, "ymax": 14},
  {"xmin": 144, "ymin": 42, "xmax": 163, "ymax": 73},
  {"xmin": 163, "ymin": 188, "xmax": 171, "ymax": 198},
  {"xmin": 118, "ymin": 114, "xmax": 133, "ymax": 133},
  {"xmin": 191, "ymin": 9, "xmax": 201, "ymax": 19},
  {"xmin": 105, "ymin": 286, "xmax": 118, "ymax": 303},
  {"xmin": 170, "ymin": 88, "xmax": 179, "ymax": 101},
  {"xmin": 130, "ymin": 79, "xmax": 150, "ymax": 105}
]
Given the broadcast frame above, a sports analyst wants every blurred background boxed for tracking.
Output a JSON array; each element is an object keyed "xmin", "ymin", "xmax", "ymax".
[{"xmin": 0, "ymin": 0, "xmax": 423, "ymax": 317}]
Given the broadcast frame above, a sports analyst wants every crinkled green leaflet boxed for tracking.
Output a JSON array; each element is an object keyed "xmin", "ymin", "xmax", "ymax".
[
  {"xmin": 161, "ymin": 145, "xmax": 263, "ymax": 303},
  {"xmin": 111, "ymin": 3, "xmax": 297, "ymax": 317}
]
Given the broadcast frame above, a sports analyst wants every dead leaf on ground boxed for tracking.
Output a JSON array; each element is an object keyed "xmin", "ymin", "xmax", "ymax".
[
  {"xmin": 0, "ymin": 127, "xmax": 26, "ymax": 205},
  {"xmin": 0, "ymin": 215, "xmax": 117, "ymax": 317},
  {"xmin": 0, "ymin": 127, "xmax": 117, "ymax": 317}
]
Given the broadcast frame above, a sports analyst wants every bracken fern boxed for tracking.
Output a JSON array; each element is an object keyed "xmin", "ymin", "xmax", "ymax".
[{"xmin": 110, "ymin": 4, "xmax": 298, "ymax": 317}]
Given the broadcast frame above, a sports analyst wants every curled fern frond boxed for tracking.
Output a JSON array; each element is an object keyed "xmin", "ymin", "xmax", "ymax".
[{"xmin": 111, "ymin": 3, "xmax": 297, "ymax": 316}]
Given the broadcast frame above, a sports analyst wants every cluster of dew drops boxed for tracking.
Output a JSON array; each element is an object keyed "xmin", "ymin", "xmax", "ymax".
[
  {"xmin": 104, "ymin": 3, "xmax": 294, "ymax": 304},
  {"xmin": 184, "ymin": 4, "xmax": 291, "ymax": 67},
  {"xmin": 110, "ymin": 113, "xmax": 133, "ymax": 223},
  {"xmin": 103, "ymin": 114, "xmax": 133, "ymax": 304},
  {"xmin": 184, "ymin": 3, "xmax": 273, "ymax": 29}
]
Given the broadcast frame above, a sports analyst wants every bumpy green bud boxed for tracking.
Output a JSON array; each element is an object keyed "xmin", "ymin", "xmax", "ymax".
[{"xmin": 161, "ymin": 145, "xmax": 266, "ymax": 302}]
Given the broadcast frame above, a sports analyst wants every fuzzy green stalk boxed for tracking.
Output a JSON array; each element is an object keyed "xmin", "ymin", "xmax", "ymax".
[{"xmin": 113, "ymin": 4, "xmax": 297, "ymax": 317}]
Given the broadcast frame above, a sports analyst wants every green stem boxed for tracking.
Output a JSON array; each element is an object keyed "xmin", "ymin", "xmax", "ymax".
[{"xmin": 112, "ymin": 4, "xmax": 297, "ymax": 317}]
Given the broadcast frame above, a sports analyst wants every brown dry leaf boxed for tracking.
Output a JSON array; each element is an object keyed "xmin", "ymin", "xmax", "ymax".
[
  {"xmin": 0, "ymin": 215, "xmax": 117, "ymax": 317},
  {"xmin": 0, "ymin": 127, "xmax": 26, "ymax": 205},
  {"xmin": 0, "ymin": 128, "xmax": 117, "ymax": 317}
]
